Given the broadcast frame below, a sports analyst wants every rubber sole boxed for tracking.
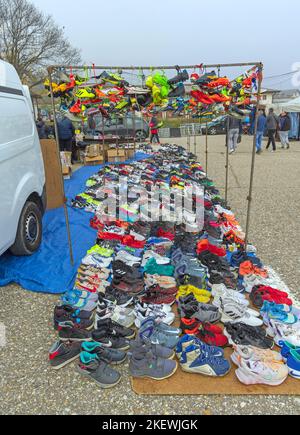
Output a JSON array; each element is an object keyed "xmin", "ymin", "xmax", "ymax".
[
  {"xmin": 181, "ymin": 365, "xmax": 231, "ymax": 378},
  {"xmin": 131, "ymin": 362, "xmax": 178, "ymax": 381},
  {"xmin": 235, "ymin": 368, "xmax": 288, "ymax": 386},
  {"xmin": 50, "ymin": 354, "xmax": 81, "ymax": 370}
]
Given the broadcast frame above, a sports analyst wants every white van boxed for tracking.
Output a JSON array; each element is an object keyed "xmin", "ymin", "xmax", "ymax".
[{"xmin": 0, "ymin": 60, "xmax": 46, "ymax": 256}]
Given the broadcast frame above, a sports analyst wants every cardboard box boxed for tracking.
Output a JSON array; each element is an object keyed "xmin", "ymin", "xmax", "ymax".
[
  {"xmin": 86, "ymin": 144, "xmax": 101, "ymax": 158},
  {"xmin": 84, "ymin": 155, "xmax": 104, "ymax": 166},
  {"xmin": 60, "ymin": 151, "xmax": 72, "ymax": 179}
]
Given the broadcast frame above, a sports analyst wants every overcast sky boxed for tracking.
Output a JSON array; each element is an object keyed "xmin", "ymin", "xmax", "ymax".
[{"xmin": 32, "ymin": 0, "xmax": 300, "ymax": 89}]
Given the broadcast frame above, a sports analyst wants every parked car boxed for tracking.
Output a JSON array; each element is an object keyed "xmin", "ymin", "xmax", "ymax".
[
  {"xmin": 84, "ymin": 114, "xmax": 150, "ymax": 141},
  {"xmin": 0, "ymin": 60, "xmax": 46, "ymax": 256},
  {"xmin": 201, "ymin": 116, "xmax": 250, "ymax": 135},
  {"xmin": 200, "ymin": 116, "xmax": 227, "ymax": 135}
]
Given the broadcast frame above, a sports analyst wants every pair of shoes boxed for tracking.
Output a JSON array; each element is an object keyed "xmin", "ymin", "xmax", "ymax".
[
  {"xmin": 261, "ymin": 301, "xmax": 298, "ymax": 326},
  {"xmin": 218, "ymin": 299, "xmax": 263, "ymax": 327},
  {"xmin": 54, "ymin": 306, "xmax": 94, "ymax": 331},
  {"xmin": 92, "ymin": 319, "xmax": 132, "ymax": 351},
  {"xmin": 97, "ymin": 295, "xmax": 135, "ymax": 328},
  {"xmin": 178, "ymin": 337, "xmax": 231, "ymax": 377},
  {"xmin": 177, "ymin": 285, "xmax": 211, "ymax": 304},
  {"xmin": 134, "ymin": 303, "xmax": 175, "ymax": 328},
  {"xmin": 232, "ymin": 347, "xmax": 288, "ymax": 386},
  {"xmin": 139, "ymin": 318, "xmax": 181, "ymax": 349},
  {"xmin": 250, "ymin": 285, "xmax": 293, "ymax": 308},
  {"xmin": 225, "ymin": 322, "xmax": 274, "ymax": 349},
  {"xmin": 129, "ymin": 338, "xmax": 178, "ymax": 381},
  {"xmin": 180, "ymin": 318, "xmax": 228, "ymax": 347},
  {"xmin": 178, "ymin": 294, "xmax": 221, "ymax": 324}
]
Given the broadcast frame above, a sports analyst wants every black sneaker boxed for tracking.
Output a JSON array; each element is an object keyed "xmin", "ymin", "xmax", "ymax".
[
  {"xmin": 49, "ymin": 341, "xmax": 82, "ymax": 370},
  {"xmin": 54, "ymin": 307, "xmax": 94, "ymax": 331},
  {"xmin": 104, "ymin": 287, "xmax": 133, "ymax": 307},
  {"xmin": 96, "ymin": 319, "xmax": 136, "ymax": 340},
  {"xmin": 57, "ymin": 305, "xmax": 92, "ymax": 321},
  {"xmin": 92, "ymin": 329, "xmax": 130, "ymax": 351},
  {"xmin": 58, "ymin": 322, "xmax": 92, "ymax": 342},
  {"xmin": 225, "ymin": 323, "xmax": 274, "ymax": 349}
]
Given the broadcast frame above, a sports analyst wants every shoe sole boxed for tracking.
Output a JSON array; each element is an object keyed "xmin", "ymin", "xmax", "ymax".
[
  {"xmin": 50, "ymin": 354, "xmax": 81, "ymax": 370},
  {"xmin": 131, "ymin": 362, "xmax": 178, "ymax": 381},
  {"xmin": 235, "ymin": 368, "xmax": 287, "ymax": 386},
  {"xmin": 181, "ymin": 365, "xmax": 231, "ymax": 377}
]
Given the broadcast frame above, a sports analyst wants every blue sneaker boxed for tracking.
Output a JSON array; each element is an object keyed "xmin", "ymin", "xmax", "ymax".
[
  {"xmin": 176, "ymin": 335, "xmax": 224, "ymax": 359},
  {"xmin": 287, "ymin": 350, "xmax": 300, "ymax": 379},
  {"xmin": 280, "ymin": 341, "xmax": 300, "ymax": 362},
  {"xmin": 261, "ymin": 301, "xmax": 291, "ymax": 315},
  {"xmin": 180, "ymin": 345, "xmax": 231, "ymax": 377},
  {"xmin": 267, "ymin": 307, "xmax": 298, "ymax": 325}
]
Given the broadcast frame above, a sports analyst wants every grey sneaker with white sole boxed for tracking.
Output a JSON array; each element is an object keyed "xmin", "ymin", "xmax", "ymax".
[{"xmin": 78, "ymin": 352, "xmax": 121, "ymax": 389}]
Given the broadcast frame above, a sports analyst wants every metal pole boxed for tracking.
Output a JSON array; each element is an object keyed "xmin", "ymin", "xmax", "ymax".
[
  {"xmin": 133, "ymin": 111, "xmax": 136, "ymax": 155},
  {"xmin": 225, "ymin": 115, "xmax": 230, "ymax": 203},
  {"xmin": 244, "ymin": 65, "xmax": 264, "ymax": 248},
  {"xmin": 47, "ymin": 69, "xmax": 74, "ymax": 266},
  {"xmin": 102, "ymin": 116, "xmax": 106, "ymax": 164},
  {"xmin": 205, "ymin": 122, "xmax": 208, "ymax": 175},
  {"xmin": 50, "ymin": 62, "xmax": 262, "ymax": 71}
]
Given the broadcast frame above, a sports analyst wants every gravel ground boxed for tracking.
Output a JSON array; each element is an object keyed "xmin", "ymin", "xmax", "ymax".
[{"xmin": 0, "ymin": 135, "xmax": 299, "ymax": 415}]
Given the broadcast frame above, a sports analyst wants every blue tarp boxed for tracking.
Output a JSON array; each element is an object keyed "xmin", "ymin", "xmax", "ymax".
[{"xmin": 0, "ymin": 153, "xmax": 150, "ymax": 294}]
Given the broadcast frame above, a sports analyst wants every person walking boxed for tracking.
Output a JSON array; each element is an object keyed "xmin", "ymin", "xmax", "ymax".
[
  {"xmin": 36, "ymin": 117, "xmax": 49, "ymax": 139},
  {"xmin": 256, "ymin": 109, "xmax": 267, "ymax": 155},
  {"xmin": 149, "ymin": 115, "xmax": 160, "ymax": 145},
  {"xmin": 57, "ymin": 116, "xmax": 75, "ymax": 152},
  {"xmin": 266, "ymin": 108, "xmax": 279, "ymax": 152},
  {"xmin": 227, "ymin": 115, "xmax": 243, "ymax": 154},
  {"xmin": 278, "ymin": 111, "xmax": 291, "ymax": 149}
]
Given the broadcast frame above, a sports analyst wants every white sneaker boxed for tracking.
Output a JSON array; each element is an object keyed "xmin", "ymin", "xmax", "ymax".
[
  {"xmin": 235, "ymin": 359, "xmax": 288, "ymax": 386},
  {"xmin": 232, "ymin": 345, "xmax": 283, "ymax": 366},
  {"xmin": 221, "ymin": 302, "xmax": 264, "ymax": 327},
  {"xmin": 214, "ymin": 296, "xmax": 258, "ymax": 317},
  {"xmin": 212, "ymin": 284, "xmax": 248, "ymax": 305},
  {"xmin": 142, "ymin": 251, "xmax": 171, "ymax": 267},
  {"xmin": 95, "ymin": 308, "xmax": 136, "ymax": 329},
  {"xmin": 134, "ymin": 306, "xmax": 175, "ymax": 328},
  {"xmin": 82, "ymin": 255, "xmax": 112, "ymax": 269},
  {"xmin": 266, "ymin": 320, "xmax": 300, "ymax": 346}
]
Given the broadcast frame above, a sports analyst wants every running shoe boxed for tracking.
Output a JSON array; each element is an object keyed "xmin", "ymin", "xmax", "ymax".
[
  {"xmin": 180, "ymin": 345, "xmax": 231, "ymax": 377},
  {"xmin": 78, "ymin": 352, "xmax": 121, "ymax": 389}
]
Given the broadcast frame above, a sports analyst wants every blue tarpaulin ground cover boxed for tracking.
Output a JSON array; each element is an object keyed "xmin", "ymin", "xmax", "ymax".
[{"xmin": 0, "ymin": 153, "xmax": 149, "ymax": 294}]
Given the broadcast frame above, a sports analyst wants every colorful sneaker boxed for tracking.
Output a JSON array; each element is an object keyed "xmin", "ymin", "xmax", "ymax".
[
  {"xmin": 180, "ymin": 345, "xmax": 231, "ymax": 377},
  {"xmin": 176, "ymin": 335, "xmax": 224, "ymax": 360},
  {"xmin": 286, "ymin": 350, "xmax": 300, "ymax": 379},
  {"xmin": 279, "ymin": 341, "xmax": 300, "ymax": 362},
  {"xmin": 231, "ymin": 345, "xmax": 283, "ymax": 366}
]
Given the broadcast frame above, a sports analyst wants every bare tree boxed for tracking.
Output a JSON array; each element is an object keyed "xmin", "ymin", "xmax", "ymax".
[{"xmin": 0, "ymin": 0, "xmax": 81, "ymax": 83}]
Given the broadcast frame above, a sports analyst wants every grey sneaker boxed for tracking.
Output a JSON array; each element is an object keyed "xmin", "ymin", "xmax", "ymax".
[
  {"xmin": 139, "ymin": 324, "xmax": 180, "ymax": 349},
  {"xmin": 78, "ymin": 352, "xmax": 121, "ymax": 389},
  {"xmin": 130, "ymin": 338, "xmax": 175, "ymax": 360},
  {"xmin": 81, "ymin": 342, "xmax": 127, "ymax": 365},
  {"xmin": 141, "ymin": 318, "xmax": 181, "ymax": 336},
  {"xmin": 129, "ymin": 350, "xmax": 178, "ymax": 380}
]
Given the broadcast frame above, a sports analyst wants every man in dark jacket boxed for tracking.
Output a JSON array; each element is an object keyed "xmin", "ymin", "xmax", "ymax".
[
  {"xmin": 266, "ymin": 108, "xmax": 279, "ymax": 152},
  {"xmin": 227, "ymin": 116, "xmax": 243, "ymax": 154},
  {"xmin": 57, "ymin": 116, "xmax": 75, "ymax": 151},
  {"xmin": 279, "ymin": 112, "xmax": 291, "ymax": 149},
  {"xmin": 36, "ymin": 118, "xmax": 49, "ymax": 139}
]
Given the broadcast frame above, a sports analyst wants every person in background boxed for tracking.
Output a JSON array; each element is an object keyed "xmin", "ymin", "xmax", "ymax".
[
  {"xmin": 256, "ymin": 109, "xmax": 267, "ymax": 155},
  {"xmin": 278, "ymin": 111, "xmax": 291, "ymax": 149},
  {"xmin": 227, "ymin": 115, "xmax": 243, "ymax": 154},
  {"xmin": 266, "ymin": 108, "xmax": 279, "ymax": 152},
  {"xmin": 57, "ymin": 115, "xmax": 75, "ymax": 152},
  {"xmin": 36, "ymin": 117, "xmax": 49, "ymax": 139},
  {"xmin": 88, "ymin": 114, "xmax": 97, "ymax": 136},
  {"xmin": 149, "ymin": 115, "xmax": 160, "ymax": 145}
]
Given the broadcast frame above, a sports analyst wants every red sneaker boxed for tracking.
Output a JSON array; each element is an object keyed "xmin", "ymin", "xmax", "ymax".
[{"xmin": 196, "ymin": 325, "xmax": 228, "ymax": 348}]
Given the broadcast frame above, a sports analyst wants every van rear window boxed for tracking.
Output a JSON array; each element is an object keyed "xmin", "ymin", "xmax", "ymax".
[{"xmin": 0, "ymin": 97, "xmax": 33, "ymax": 144}]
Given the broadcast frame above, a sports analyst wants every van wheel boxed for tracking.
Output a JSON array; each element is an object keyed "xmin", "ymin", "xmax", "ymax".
[
  {"xmin": 135, "ymin": 130, "xmax": 147, "ymax": 141},
  {"xmin": 10, "ymin": 201, "xmax": 43, "ymax": 256}
]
